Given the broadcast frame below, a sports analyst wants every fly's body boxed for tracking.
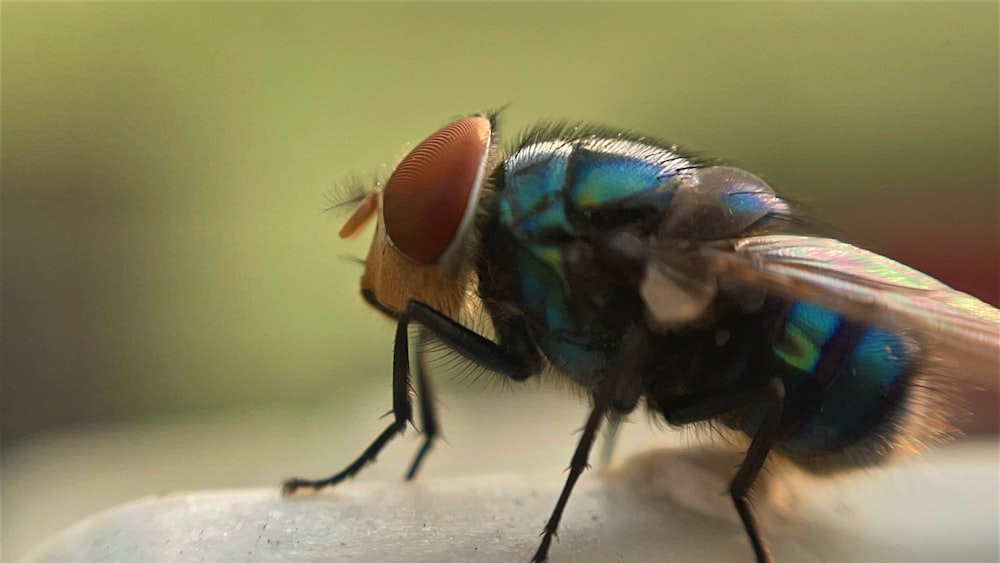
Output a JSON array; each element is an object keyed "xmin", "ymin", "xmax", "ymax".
[{"xmin": 282, "ymin": 113, "xmax": 1000, "ymax": 562}]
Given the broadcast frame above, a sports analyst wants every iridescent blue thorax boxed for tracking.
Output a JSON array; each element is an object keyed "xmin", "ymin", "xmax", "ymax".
[{"xmin": 494, "ymin": 134, "xmax": 694, "ymax": 383}]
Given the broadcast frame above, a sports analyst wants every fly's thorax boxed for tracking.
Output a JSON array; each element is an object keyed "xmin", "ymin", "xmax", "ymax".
[
  {"xmin": 638, "ymin": 167, "xmax": 793, "ymax": 330},
  {"xmin": 484, "ymin": 132, "xmax": 701, "ymax": 382},
  {"xmin": 656, "ymin": 166, "xmax": 790, "ymax": 242},
  {"xmin": 339, "ymin": 115, "xmax": 501, "ymax": 317}
]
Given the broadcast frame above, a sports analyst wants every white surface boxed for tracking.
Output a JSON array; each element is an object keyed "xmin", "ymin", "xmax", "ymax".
[
  {"xmin": 23, "ymin": 442, "xmax": 1000, "ymax": 563},
  {"xmin": 2, "ymin": 388, "xmax": 680, "ymax": 561}
]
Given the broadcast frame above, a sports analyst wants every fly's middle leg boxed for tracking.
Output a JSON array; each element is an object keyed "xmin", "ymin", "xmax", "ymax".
[{"xmin": 531, "ymin": 326, "xmax": 647, "ymax": 562}]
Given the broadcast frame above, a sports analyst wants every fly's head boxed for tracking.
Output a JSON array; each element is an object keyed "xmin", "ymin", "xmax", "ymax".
[{"xmin": 340, "ymin": 115, "xmax": 499, "ymax": 318}]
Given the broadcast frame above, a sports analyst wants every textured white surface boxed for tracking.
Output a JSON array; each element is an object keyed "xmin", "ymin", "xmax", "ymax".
[
  {"xmin": 3, "ymin": 389, "xmax": 678, "ymax": 560},
  {"xmin": 25, "ymin": 442, "xmax": 1000, "ymax": 563}
]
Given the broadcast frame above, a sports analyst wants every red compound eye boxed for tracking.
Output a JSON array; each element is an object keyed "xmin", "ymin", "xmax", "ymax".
[{"xmin": 382, "ymin": 115, "xmax": 492, "ymax": 265}]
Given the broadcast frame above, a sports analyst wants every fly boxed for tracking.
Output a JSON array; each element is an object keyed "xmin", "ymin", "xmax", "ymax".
[{"xmin": 281, "ymin": 113, "xmax": 1000, "ymax": 562}]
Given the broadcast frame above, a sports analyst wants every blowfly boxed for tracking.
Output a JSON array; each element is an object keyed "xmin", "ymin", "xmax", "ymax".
[{"xmin": 282, "ymin": 113, "xmax": 1000, "ymax": 562}]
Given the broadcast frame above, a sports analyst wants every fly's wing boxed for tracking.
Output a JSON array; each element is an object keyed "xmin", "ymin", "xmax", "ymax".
[{"xmin": 641, "ymin": 234, "xmax": 1000, "ymax": 388}]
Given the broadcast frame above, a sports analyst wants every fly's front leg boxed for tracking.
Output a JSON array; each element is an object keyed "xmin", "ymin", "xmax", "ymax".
[
  {"xmin": 532, "ymin": 326, "xmax": 647, "ymax": 563},
  {"xmin": 661, "ymin": 377, "xmax": 785, "ymax": 563},
  {"xmin": 283, "ymin": 300, "xmax": 541, "ymax": 495},
  {"xmin": 402, "ymin": 302, "xmax": 542, "ymax": 480},
  {"xmin": 405, "ymin": 326, "xmax": 439, "ymax": 480},
  {"xmin": 281, "ymin": 313, "xmax": 416, "ymax": 494}
]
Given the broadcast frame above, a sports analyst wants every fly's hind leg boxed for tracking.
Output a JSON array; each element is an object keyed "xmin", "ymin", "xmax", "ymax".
[
  {"xmin": 663, "ymin": 377, "xmax": 785, "ymax": 563},
  {"xmin": 727, "ymin": 377, "xmax": 784, "ymax": 563}
]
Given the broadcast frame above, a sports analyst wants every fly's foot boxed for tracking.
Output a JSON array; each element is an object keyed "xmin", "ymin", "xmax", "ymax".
[
  {"xmin": 530, "ymin": 529, "xmax": 558, "ymax": 563},
  {"xmin": 280, "ymin": 477, "xmax": 328, "ymax": 496}
]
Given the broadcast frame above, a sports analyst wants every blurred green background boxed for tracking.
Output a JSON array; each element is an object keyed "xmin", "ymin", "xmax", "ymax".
[{"xmin": 2, "ymin": 3, "xmax": 998, "ymax": 559}]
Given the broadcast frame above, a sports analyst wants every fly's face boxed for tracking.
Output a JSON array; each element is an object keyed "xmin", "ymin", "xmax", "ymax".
[{"xmin": 339, "ymin": 115, "xmax": 499, "ymax": 317}]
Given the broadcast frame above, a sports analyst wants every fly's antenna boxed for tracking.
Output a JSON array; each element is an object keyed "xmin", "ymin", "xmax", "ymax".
[{"xmin": 323, "ymin": 173, "xmax": 380, "ymax": 216}]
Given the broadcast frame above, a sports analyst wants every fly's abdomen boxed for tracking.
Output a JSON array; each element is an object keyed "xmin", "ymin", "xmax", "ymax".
[{"xmin": 762, "ymin": 301, "xmax": 922, "ymax": 467}]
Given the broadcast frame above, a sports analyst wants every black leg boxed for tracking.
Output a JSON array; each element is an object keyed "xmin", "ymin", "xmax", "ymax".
[
  {"xmin": 402, "ymin": 304, "xmax": 540, "ymax": 481},
  {"xmin": 661, "ymin": 380, "xmax": 775, "ymax": 425},
  {"xmin": 282, "ymin": 314, "xmax": 416, "ymax": 494},
  {"xmin": 531, "ymin": 383, "xmax": 611, "ymax": 563},
  {"xmin": 405, "ymin": 301, "xmax": 542, "ymax": 380},
  {"xmin": 405, "ymin": 327, "xmax": 439, "ymax": 480},
  {"xmin": 283, "ymin": 300, "xmax": 542, "ymax": 495},
  {"xmin": 532, "ymin": 326, "xmax": 647, "ymax": 563},
  {"xmin": 729, "ymin": 378, "xmax": 784, "ymax": 563},
  {"xmin": 660, "ymin": 378, "xmax": 785, "ymax": 563}
]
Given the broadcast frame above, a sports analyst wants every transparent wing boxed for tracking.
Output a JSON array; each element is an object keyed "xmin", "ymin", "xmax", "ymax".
[{"xmin": 642, "ymin": 234, "xmax": 1000, "ymax": 388}]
